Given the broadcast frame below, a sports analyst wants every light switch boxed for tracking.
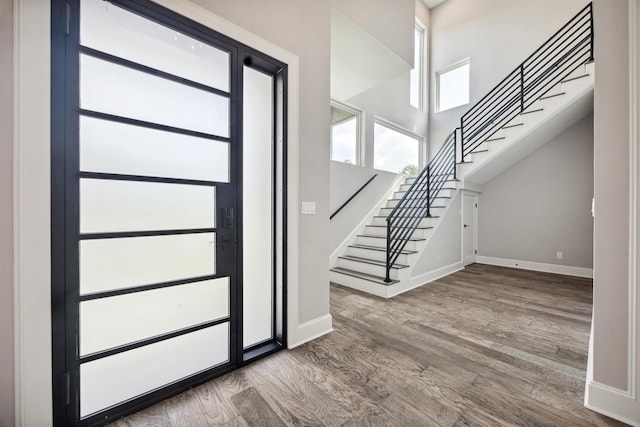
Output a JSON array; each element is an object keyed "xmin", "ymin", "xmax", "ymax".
[{"xmin": 301, "ymin": 201, "xmax": 316, "ymax": 215}]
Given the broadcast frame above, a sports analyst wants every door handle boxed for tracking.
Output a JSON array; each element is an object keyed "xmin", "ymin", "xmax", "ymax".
[{"xmin": 464, "ymin": 224, "xmax": 469, "ymax": 228}]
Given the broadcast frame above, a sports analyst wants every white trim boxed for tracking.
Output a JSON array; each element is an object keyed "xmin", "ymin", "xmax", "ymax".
[
  {"xmin": 435, "ymin": 57, "xmax": 471, "ymax": 112},
  {"xmin": 329, "ymin": 174, "xmax": 405, "ymax": 266},
  {"xmin": 14, "ymin": 0, "xmax": 52, "ymax": 425},
  {"xmin": 373, "ymin": 116, "xmax": 426, "ymax": 171},
  {"xmin": 410, "ymin": 19, "xmax": 426, "ymax": 111},
  {"xmin": 475, "ymin": 256, "xmax": 593, "ymax": 278},
  {"xmin": 330, "ymin": 261, "xmax": 463, "ymax": 299},
  {"xmin": 585, "ymin": 381, "xmax": 640, "ymax": 426},
  {"xmin": 397, "ymin": 261, "xmax": 464, "ymax": 298},
  {"xmin": 626, "ymin": 0, "xmax": 639, "ymax": 403},
  {"xmin": 287, "ymin": 314, "xmax": 333, "ymax": 348},
  {"xmin": 330, "ymin": 99, "xmax": 364, "ymax": 166},
  {"xmin": 461, "ymin": 191, "xmax": 478, "ymax": 266}
]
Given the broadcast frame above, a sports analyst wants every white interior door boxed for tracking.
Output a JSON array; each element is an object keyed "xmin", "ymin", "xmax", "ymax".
[{"xmin": 463, "ymin": 193, "xmax": 477, "ymax": 265}]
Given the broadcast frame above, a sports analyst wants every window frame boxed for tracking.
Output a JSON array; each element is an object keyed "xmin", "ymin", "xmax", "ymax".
[
  {"xmin": 435, "ymin": 57, "xmax": 470, "ymax": 113},
  {"xmin": 330, "ymin": 99, "xmax": 364, "ymax": 166},
  {"xmin": 373, "ymin": 117, "xmax": 425, "ymax": 175},
  {"xmin": 410, "ymin": 19, "xmax": 426, "ymax": 111}
]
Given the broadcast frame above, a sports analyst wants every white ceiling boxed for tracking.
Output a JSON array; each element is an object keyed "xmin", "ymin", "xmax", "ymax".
[{"xmin": 421, "ymin": 0, "xmax": 447, "ymax": 9}]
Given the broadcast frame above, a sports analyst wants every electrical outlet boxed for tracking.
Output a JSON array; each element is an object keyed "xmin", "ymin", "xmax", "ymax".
[{"xmin": 556, "ymin": 251, "xmax": 563, "ymax": 260}]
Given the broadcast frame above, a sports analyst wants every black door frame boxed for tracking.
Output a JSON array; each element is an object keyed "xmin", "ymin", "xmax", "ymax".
[{"xmin": 51, "ymin": 1, "xmax": 287, "ymax": 425}]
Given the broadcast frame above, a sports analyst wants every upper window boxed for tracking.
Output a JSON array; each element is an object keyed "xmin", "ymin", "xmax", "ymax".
[
  {"xmin": 436, "ymin": 59, "xmax": 470, "ymax": 112},
  {"xmin": 374, "ymin": 119, "xmax": 422, "ymax": 176},
  {"xmin": 410, "ymin": 21, "xmax": 426, "ymax": 110},
  {"xmin": 330, "ymin": 101, "xmax": 362, "ymax": 165}
]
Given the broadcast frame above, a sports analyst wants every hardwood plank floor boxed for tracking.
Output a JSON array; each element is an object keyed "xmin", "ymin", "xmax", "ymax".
[{"xmin": 109, "ymin": 264, "xmax": 627, "ymax": 426}]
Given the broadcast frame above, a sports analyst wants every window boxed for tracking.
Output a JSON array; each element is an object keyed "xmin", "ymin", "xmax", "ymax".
[
  {"xmin": 330, "ymin": 101, "xmax": 362, "ymax": 165},
  {"xmin": 436, "ymin": 59, "xmax": 470, "ymax": 112},
  {"xmin": 410, "ymin": 21, "xmax": 425, "ymax": 110},
  {"xmin": 374, "ymin": 120, "xmax": 422, "ymax": 176}
]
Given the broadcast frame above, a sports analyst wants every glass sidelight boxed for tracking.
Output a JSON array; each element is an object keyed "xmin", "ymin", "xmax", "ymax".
[{"xmin": 51, "ymin": 0, "xmax": 287, "ymax": 425}]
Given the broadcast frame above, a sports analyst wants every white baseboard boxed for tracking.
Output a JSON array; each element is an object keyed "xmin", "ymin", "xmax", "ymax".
[
  {"xmin": 287, "ymin": 314, "xmax": 333, "ymax": 349},
  {"xmin": 585, "ymin": 381, "xmax": 639, "ymax": 426},
  {"xmin": 476, "ymin": 255, "xmax": 593, "ymax": 278},
  {"xmin": 387, "ymin": 261, "xmax": 464, "ymax": 298}
]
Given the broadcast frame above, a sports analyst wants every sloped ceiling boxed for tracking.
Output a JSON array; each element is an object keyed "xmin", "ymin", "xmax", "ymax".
[
  {"xmin": 422, "ymin": 0, "xmax": 447, "ymax": 9},
  {"xmin": 330, "ymin": 8, "xmax": 411, "ymax": 101}
]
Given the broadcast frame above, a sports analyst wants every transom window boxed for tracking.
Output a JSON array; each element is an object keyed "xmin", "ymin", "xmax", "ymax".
[
  {"xmin": 436, "ymin": 58, "xmax": 470, "ymax": 112},
  {"xmin": 410, "ymin": 21, "xmax": 426, "ymax": 110}
]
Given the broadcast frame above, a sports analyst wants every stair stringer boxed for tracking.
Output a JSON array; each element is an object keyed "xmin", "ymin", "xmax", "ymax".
[{"xmin": 386, "ymin": 188, "xmax": 466, "ymax": 298}]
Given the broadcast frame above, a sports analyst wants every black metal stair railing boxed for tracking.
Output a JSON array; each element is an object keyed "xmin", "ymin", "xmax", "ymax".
[
  {"xmin": 384, "ymin": 2, "xmax": 593, "ymax": 282},
  {"xmin": 460, "ymin": 2, "xmax": 593, "ymax": 160},
  {"xmin": 385, "ymin": 131, "xmax": 456, "ymax": 282}
]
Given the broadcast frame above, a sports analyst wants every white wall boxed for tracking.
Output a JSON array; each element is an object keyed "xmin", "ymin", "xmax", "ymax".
[
  {"xmin": 585, "ymin": 2, "xmax": 640, "ymax": 424},
  {"xmin": 412, "ymin": 191, "xmax": 462, "ymax": 275},
  {"xmin": 591, "ymin": 0, "xmax": 630, "ymax": 391},
  {"xmin": 0, "ymin": 0, "xmax": 14, "ymax": 425},
  {"xmin": 429, "ymin": 0, "xmax": 586, "ymax": 151},
  {"xmin": 478, "ymin": 114, "xmax": 594, "ymax": 270},
  {"xmin": 330, "ymin": 162, "xmax": 398, "ymax": 253}
]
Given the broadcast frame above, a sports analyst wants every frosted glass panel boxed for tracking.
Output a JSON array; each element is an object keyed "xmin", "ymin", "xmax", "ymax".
[
  {"xmin": 243, "ymin": 67, "xmax": 274, "ymax": 348},
  {"xmin": 80, "ymin": 233, "xmax": 215, "ymax": 294},
  {"xmin": 80, "ymin": 0, "xmax": 229, "ymax": 91},
  {"xmin": 80, "ymin": 324, "xmax": 229, "ymax": 417},
  {"xmin": 80, "ymin": 278, "xmax": 229, "ymax": 356},
  {"xmin": 80, "ymin": 54, "xmax": 229, "ymax": 136},
  {"xmin": 80, "ymin": 117, "xmax": 230, "ymax": 182},
  {"xmin": 80, "ymin": 179, "xmax": 215, "ymax": 233}
]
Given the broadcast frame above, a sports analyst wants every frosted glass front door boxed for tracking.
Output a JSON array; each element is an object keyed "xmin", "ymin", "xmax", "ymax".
[{"xmin": 53, "ymin": 0, "xmax": 287, "ymax": 423}]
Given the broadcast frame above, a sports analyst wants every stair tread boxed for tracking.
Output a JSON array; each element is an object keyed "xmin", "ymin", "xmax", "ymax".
[
  {"xmin": 338, "ymin": 255, "xmax": 409, "ymax": 269},
  {"xmin": 485, "ymin": 136, "xmax": 505, "ymax": 142},
  {"xmin": 561, "ymin": 73, "xmax": 590, "ymax": 83},
  {"xmin": 470, "ymin": 149, "xmax": 489, "ymax": 154},
  {"xmin": 540, "ymin": 91, "xmax": 566, "ymax": 100},
  {"xmin": 366, "ymin": 224, "xmax": 433, "ymax": 230},
  {"xmin": 520, "ymin": 108, "xmax": 544, "ymax": 115},
  {"xmin": 373, "ymin": 215, "xmax": 440, "ymax": 219},
  {"xmin": 502, "ymin": 123, "xmax": 524, "ymax": 129},
  {"xmin": 330, "ymin": 267, "xmax": 398, "ymax": 286},
  {"xmin": 357, "ymin": 233, "xmax": 426, "ymax": 241},
  {"xmin": 349, "ymin": 244, "xmax": 417, "ymax": 254}
]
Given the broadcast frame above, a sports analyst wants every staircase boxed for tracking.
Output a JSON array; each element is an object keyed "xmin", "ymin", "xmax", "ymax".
[{"xmin": 329, "ymin": 3, "xmax": 594, "ymax": 298}]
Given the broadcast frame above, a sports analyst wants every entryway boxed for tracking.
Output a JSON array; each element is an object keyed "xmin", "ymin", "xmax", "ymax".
[{"xmin": 51, "ymin": 1, "xmax": 287, "ymax": 424}]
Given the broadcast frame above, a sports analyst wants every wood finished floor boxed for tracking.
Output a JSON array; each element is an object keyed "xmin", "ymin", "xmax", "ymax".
[{"xmin": 110, "ymin": 264, "xmax": 627, "ymax": 427}]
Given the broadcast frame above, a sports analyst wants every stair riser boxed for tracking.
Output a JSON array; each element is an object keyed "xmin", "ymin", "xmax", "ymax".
[
  {"xmin": 355, "ymin": 236, "xmax": 419, "ymax": 251},
  {"xmin": 329, "ymin": 271, "xmax": 391, "ymax": 298},
  {"xmin": 370, "ymin": 216, "xmax": 434, "ymax": 227},
  {"xmin": 336, "ymin": 258, "xmax": 400, "ymax": 279},
  {"xmin": 346, "ymin": 247, "xmax": 410, "ymax": 264},
  {"xmin": 392, "ymin": 188, "xmax": 455, "ymax": 199}
]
